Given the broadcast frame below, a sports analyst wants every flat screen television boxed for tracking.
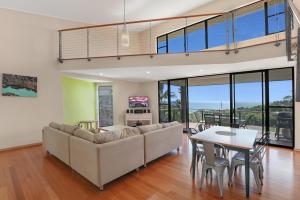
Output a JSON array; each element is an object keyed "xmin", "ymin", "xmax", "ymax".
[{"xmin": 129, "ymin": 96, "xmax": 149, "ymax": 108}]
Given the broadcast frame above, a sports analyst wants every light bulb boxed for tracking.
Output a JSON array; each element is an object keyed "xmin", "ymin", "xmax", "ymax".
[{"xmin": 121, "ymin": 24, "xmax": 130, "ymax": 47}]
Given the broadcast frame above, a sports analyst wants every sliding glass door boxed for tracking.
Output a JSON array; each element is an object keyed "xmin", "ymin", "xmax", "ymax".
[
  {"xmin": 188, "ymin": 75, "xmax": 230, "ymax": 129},
  {"xmin": 232, "ymin": 72, "xmax": 265, "ymax": 138},
  {"xmin": 267, "ymin": 68, "xmax": 294, "ymax": 147},
  {"xmin": 158, "ymin": 67, "xmax": 295, "ymax": 148},
  {"xmin": 158, "ymin": 79, "xmax": 188, "ymax": 128},
  {"xmin": 170, "ymin": 79, "xmax": 188, "ymax": 128}
]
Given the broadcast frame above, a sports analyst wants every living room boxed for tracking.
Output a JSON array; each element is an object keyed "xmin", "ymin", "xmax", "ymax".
[{"xmin": 0, "ymin": 0, "xmax": 300, "ymax": 199}]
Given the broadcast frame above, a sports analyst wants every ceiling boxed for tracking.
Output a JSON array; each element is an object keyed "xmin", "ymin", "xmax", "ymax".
[
  {"xmin": 63, "ymin": 57, "xmax": 295, "ymax": 82},
  {"xmin": 0, "ymin": 0, "xmax": 213, "ymax": 24}
]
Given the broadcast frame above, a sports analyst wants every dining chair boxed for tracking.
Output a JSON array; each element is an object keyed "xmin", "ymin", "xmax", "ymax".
[
  {"xmin": 220, "ymin": 115, "xmax": 231, "ymax": 127},
  {"xmin": 229, "ymin": 133, "xmax": 268, "ymax": 194},
  {"xmin": 239, "ymin": 115, "xmax": 254, "ymax": 129},
  {"xmin": 198, "ymin": 142, "xmax": 230, "ymax": 197},
  {"xmin": 187, "ymin": 128, "xmax": 205, "ymax": 173},
  {"xmin": 204, "ymin": 114, "xmax": 216, "ymax": 129}
]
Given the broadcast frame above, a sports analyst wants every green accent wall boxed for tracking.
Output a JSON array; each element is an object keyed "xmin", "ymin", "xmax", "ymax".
[{"xmin": 62, "ymin": 76, "xmax": 97, "ymax": 125}]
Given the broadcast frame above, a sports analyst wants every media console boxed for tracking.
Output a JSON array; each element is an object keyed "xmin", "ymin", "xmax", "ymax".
[{"xmin": 125, "ymin": 108, "xmax": 152, "ymax": 126}]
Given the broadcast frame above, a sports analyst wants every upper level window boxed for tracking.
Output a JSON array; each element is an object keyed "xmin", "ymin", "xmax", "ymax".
[
  {"xmin": 235, "ymin": 2, "xmax": 266, "ymax": 42},
  {"xmin": 157, "ymin": 35, "xmax": 167, "ymax": 54},
  {"xmin": 267, "ymin": 0, "xmax": 286, "ymax": 34},
  {"xmin": 168, "ymin": 29, "xmax": 185, "ymax": 53},
  {"xmin": 207, "ymin": 15, "xmax": 233, "ymax": 48},
  {"xmin": 186, "ymin": 22, "xmax": 206, "ymax": 52}
]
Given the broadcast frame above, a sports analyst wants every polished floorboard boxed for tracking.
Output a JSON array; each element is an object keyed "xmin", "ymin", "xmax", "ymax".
[{"xmin": 0, "ymin": 135, "xmax": 299, "ymax": 200}]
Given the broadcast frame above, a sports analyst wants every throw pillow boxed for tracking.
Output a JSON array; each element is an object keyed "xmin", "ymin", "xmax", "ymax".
[{"xmin": 74, "ymin": 128, "xmax": 95, "ymax": 142}]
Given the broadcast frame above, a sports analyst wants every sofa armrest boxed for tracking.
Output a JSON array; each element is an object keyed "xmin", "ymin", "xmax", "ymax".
[
  {"xmin": 69, "ymin": 136, "xmax": 100, "ymax": 187},
  {"xmin": 144, "ymin": 124, "xmax": 183, "ymax": 163},
  {"xmin": 42, "ymin": 126, "xmax": 70, "ymax": 165},
  {"xmin": 98, "ymin": 135, "xmax": 144, "ymax": 186}
]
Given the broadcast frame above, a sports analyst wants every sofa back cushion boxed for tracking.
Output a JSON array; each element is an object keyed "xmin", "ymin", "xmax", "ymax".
[
  {"xmin": 74, "ymin": 128, "xmax": 95, "ymax": 143},
  {"xmin": 120, "ymin": 127, "xmax": 141, "ymax": 139},
  {"xmin": 138, "ymin": 124, "xmax": 160, "ymax": 134},
  {"xmin": 162, "ymin": 121, "xmax": 180, "ymax": 128},
  {"xmin": 60, "ymin": 124, "xmax": 79, "ymax": 134},
  {"xmin": 49, "ymin": 122, "xmax": 61, "ymax": 130},
  {"xmin": 94, "ymin": 131, "xmax": 119, "ymax": 144}
]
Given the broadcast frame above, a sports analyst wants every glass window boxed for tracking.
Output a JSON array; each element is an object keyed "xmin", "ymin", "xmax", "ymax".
[
  {"xmin": 157, "ymin": 35, "xmax": 167, "ymax": 54},
  {"xmin": 168, "ymin": 29, "xmax": 185, "ymax": 53},
  {"xmin": 207, "ymin": 15, "xmax": 233, "ymax": 48},
  {"xmin": 186, "ymin": 22, "xmax": 206, "ymax": 52},
  {"xmin": 159, "ymin": 81, "xmax": 169, "ymax": 122},
  {"xmin": 235, "ymin": 2, "xmax": 266, "ymax": 42},
  {"xmin": 267, "ymin": 0, "xmax": 286, "ymax": 34}
]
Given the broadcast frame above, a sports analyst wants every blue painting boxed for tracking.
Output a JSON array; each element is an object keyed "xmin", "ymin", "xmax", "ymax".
[{"xmin": 2, "ymin": 74, "xmax": 37, "ymax": 97}]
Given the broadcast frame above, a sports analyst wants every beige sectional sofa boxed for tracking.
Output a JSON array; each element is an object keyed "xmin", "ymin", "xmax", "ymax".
[{"xmin": 42, "ymin": 122, "xmax": 183, "ymax": 190}]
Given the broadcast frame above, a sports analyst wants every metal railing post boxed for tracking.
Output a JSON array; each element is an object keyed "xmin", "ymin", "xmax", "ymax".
[
  {"xmin": 58, "ymin": 31, "xmax": 63, "ymax": 63},
  {"xmin": 87, "ymin": 28, "xmax": 91, "ymax": 61}
]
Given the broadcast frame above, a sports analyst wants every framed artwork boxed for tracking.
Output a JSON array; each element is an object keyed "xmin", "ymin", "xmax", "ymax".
[{"xmin": 2, "ymin": 73, "xmax": 37, "ymax": 97}]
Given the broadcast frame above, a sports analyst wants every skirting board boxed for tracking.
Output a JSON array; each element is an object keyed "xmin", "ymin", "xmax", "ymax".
[{"xmin": 0, "ymin": 143, "xmax": 42, "ymax": 152}]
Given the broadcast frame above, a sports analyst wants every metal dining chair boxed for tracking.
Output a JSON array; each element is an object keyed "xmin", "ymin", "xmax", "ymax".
[
  {"xmin": 229, "ymin": 133, "xmax": 268, "ymax": 194},
  {"xmin": 204, "ymin": 114, "xmax": 216, "ymax": 129},
  {"xmin": 187, "ymin": 128, "xmax": 205, "ymax": 174},
  {"xmin": 220, "ymin": 115, "xmax": 231, "ymax": 127},
  {"xmin": 198, "ymin": 142, "xmax": 230, "ymax": 197}
]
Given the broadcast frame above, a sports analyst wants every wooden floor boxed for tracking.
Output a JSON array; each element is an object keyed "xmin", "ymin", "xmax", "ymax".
[{"xmin": 0, "ymin": 135, "xmax": 299, "ymax": 200}]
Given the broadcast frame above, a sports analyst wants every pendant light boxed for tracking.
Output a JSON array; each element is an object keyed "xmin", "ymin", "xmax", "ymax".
[{"xmin": 121, "ymin": 0, "xmax": 130, "ymax": 47}]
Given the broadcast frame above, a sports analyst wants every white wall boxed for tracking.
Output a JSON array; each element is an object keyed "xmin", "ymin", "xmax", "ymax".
[
  {"xmin": 0, "ymin": 8, "xmax": 82, "ymax": 149},
  {"xmin": 139, "ymin": 82, "xmax": 159, "ymax": 124}
]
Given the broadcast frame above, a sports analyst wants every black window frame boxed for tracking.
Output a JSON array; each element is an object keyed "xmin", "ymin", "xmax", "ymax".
[{"xmin": 156, "ymin": 0, "xmax": 287, "ymax": 54}]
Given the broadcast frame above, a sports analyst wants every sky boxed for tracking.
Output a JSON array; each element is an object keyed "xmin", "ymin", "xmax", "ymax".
[{"xmin": 187, "ymin": 80, "xmax": 292, "ymax": 104}]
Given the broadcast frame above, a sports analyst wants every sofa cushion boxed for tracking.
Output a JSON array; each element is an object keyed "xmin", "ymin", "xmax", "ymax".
[
  {"xmin": 138, "ymin": 124, "xmax": 159, "ymax": 134},
  {"xmin": 94, "ymin": 131, "xmax": 119, "ymax": 144},
  {"xmin": 49, "ymin": 122, "xmax": 61, "ymax": 130},
  {"xmin": 120, "ymin": 127, "xmax": 141, "ymax": 139},
  {"xmin": 60, "ymin": 124, "xmax": 79, "ymax": 134},
  {"xmin": 162, "ymin": 121, "xmax": 180, "ymax": 128},
  {"xmin": 74, "ymin": 128, "xmax": 95, "ymax": 142},
  {"xmin": 157, "ymin": 124, "xmax": 163, "ymax": 129}
]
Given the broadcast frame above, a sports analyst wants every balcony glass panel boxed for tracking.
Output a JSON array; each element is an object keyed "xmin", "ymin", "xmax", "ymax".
[
  {"xmin": 168, "ymin": 29, "xmax": 185, "ymax": 53},
  {"xmin": 186, "ymin": 22, "xmax": 206, "ymax": 52},
  {"xmin": 235, "ymin": 2, "xmax": 266, "ymax": 42}
]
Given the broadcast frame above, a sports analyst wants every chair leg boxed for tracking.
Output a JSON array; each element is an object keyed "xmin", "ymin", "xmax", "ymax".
[
  {"xmin": 251, "ymin": 165, "xmax": 262, "ymax": 194},
  {"xmin": 216, "ymin": 169, "xmax": 224, "ymax": 197},
  {"xmin": 198, "ymin": 165, "xmax": 206, "ymax": 189}
]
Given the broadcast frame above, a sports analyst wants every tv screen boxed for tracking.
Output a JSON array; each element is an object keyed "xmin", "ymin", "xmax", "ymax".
[{"xmin": 129, "ymin": 96, "xmax": 149, "ymax": 108}]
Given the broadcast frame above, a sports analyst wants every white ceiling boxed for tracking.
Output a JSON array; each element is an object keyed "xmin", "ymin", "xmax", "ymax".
[
  {"xmin": 64, "ymin": 57, "xmax": 295, "ymax": 82},
  {"xmin": 0, "ymin": 0, "xmax": 213, "ymax": 24}
]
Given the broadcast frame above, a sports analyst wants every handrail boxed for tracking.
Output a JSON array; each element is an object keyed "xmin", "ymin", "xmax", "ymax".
[
  {"xmin": 59, "ymin": 0, "xmax": 267, "ymax": 32},
  {"xmin": 287, "ymin": 0, "xmax": 300, "ymax": 24}
]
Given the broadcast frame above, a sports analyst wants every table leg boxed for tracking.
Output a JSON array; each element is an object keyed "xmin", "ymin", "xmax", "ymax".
[
  {"xmin": 191, "ymin": 140, "xmax": 196, "ymax": 179},
  {"xmin": 245, "ymin": 149, "xmax": 250, "ymax": 197}
]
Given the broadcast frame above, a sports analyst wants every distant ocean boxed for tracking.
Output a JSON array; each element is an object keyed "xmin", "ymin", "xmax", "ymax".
[{"xmin": 189, "ymin": 102, "xmax": 260, "ymax": 111}]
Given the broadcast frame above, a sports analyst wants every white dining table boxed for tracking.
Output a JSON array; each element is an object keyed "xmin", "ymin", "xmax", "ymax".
[{"xmin": 190, "ymin": 126, "xmax": 258, "ymax": 197}]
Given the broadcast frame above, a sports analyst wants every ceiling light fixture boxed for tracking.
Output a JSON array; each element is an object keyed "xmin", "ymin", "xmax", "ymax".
[
  {"xmin": 121, "ymin": 0, "xmax": 130, "ymax": 47},
  {"xmin": 99, "ymin": 73, "xmax": 104, "ymax": 76},
  {"xmin": 146, "ymin": 71, "xmax": 150, "ymax": 74}
]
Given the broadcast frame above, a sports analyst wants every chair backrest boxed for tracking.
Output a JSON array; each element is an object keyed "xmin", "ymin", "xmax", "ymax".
[
  {"xmin": 202, "ymin": 142, "xmax": 216, "ymax": 166},
  {"xmin": 220, "ymin": 115, "xmax": 231, "ymax": 127},
  {"xmin": 204, "ymin": 114, "xmax": 215, "ymax": 125},
  {"xmin": 253, "ymin": 132, "xmax": 268, "ymax": 160},
  {"xmin": 194, "ymin": 111, "xmax": 202, "ymax": 123}
]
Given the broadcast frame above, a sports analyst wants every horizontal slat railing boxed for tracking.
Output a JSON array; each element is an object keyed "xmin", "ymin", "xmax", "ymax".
[{"xmin": 58, "ymin": 0, "xmax": 289, "ymax": 62}]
